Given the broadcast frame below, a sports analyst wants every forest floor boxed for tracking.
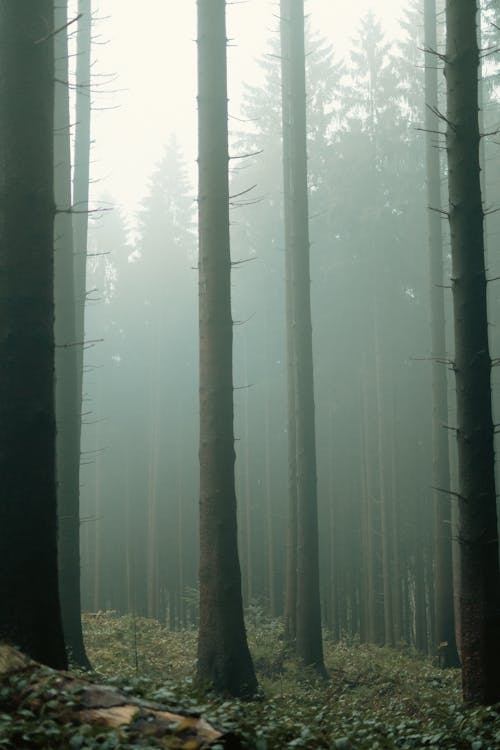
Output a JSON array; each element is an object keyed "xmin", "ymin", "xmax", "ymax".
[{"xmin": 2, "ymin": 610, "xmax": 500, "ymax": 749}]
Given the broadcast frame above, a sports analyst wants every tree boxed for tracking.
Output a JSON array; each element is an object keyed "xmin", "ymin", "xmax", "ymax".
[
  {"xmin": 445, "ymin": 0, "xmax": 500, "ymax": 703},
  {"xmin": 72, "ymin": 0, "xmax": 92, "ymax": 570},
  {"xmin": 54, "ymin": 0, "xmax": 91, "ymax": 670},
  {"xmin": 0, "ymin": 1, "xmax": 67, "ymax": 669},
  {"xmin": 196, "ymin": 0, "xmax": 258, "ymax": 697},
  {"xmin": 423, "ymin": 0, "xmax": 459, "ymax": 669},
  {"xmin": 280, "ymin": 0, "xmax": 325, "ymax": 674}
]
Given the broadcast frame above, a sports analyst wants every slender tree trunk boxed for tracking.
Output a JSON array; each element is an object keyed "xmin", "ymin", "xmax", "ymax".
[
  {"xmin": 72, "ymin": 0, "xmax": 91, "ymax": 435},
  {"xmin": 264, "ymin": 386, "xmax": 276, "ymax": 615},
  {"xmin": 175, "ymin": 403, "xmax": 186, "ymax": 627},
  {"xmin": 280, "ymin": 0, "xmax": 325, "ymax": 676},
  {"xmin": 328, "ymin": 409, "xmax": 339, "ymax": 641},
  {"xmin": 374, "ymin": 301, "xmax": 393, "ymax": 647},
  {"xmin": 92, "ymin": 376, "xmax": 103, "ymax": 612},
  {"xmin": 414, "ymin": 499, "xmax": 429, "ymax": 653},
  {"xmin": 389, "ymin": 393, "xmax": 402, "ymax": 643},
  {"xmin": 196, "ymin": 0, "xmax": 257, "ymax": 698},
  {"xmin": 146, "ymin": 325, "xmax": 161, "ymax": 620},
  {"xmin": 242, "ymin": 343, "xmax": 253, "ymax": 605},
  {"xmin": 361, "ymin": 375, "xmax": 376, "ymax": 643},
  {"xmin": 281, "ymin": 3, "xmax": 298, "ymax": 645},
  {"xmin": 54, "ymin": 0, "xmax": 91, "ymax": 670},
  {"xmin": 424, "ymin": 0, "xmax": 460, "ymax": 669},
  {"xmin": 72, "ymin": 0, "xmax": 92, "ymax": 609},
  {"xmin": 0, "ymin": 1, "xmax": 67, "ymax": 669},
  {"xmin": 124, "ymin": 440, "xmax": 133, "ymax": 614},
  {"xmin": 73, "ymin": 0, "xmax": 91, "ymax": 328},
  {"xmin": 445, "ymin": 0, "xmax": 500, "ymax": 704}
]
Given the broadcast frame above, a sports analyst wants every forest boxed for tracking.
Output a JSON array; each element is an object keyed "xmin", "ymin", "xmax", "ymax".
[{"xmin": 1, "ymin": 0, "xmax": 500, "ymax": 748}]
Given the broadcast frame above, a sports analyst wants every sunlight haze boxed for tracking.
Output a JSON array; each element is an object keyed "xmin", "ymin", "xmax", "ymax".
[{"xmin": 89, "ymin": 0, "xmax": 407, "ymax": 220}]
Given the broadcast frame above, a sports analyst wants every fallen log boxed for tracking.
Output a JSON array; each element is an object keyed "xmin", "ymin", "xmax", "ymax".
[{"xmin": 0, "ymin": 644, "xmax": 234, "ymax": 748}]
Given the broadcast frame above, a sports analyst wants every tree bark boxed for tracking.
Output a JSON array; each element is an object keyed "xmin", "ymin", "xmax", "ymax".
[
  {"xmin": 281, "ymin": 0, "xmax": 298, "ymax": 647},
  {"xmin": 73, "ymin": 0, "xmax": 92, "ymax": 337},
  {"xmin": 196, "ymin": 0, "xmax": 258, "ymax": 698},
  {"xmin": 54, "ymin": 0, "xmax": 91, "ymax": 670},
  {"xmin": 280, "ymin": 0, "xmax": 325, "ymax": 676},
  {"xmin": 0, "ymin": 1, "xmax": 67, "ymax": 669},
  {"xmin": 374, "ymin": 301, "xmax": 393, "ymax": 647},
  {"xmin": 72, "ymin": 0, "xmax": 92, "ymax": 611},
  {"xmin": 445, "ymin": 0, "xmax": 500, "ymax": 704},
  {"xmin": 424, "ymin": 0, "xmax": 460, "ymax": 670}
]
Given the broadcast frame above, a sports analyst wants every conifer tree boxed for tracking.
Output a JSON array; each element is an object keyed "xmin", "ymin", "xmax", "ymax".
[
  {"xmin": 424, "ymin": 0, "xmax": 459, "ymax": 669},
  {"xmin": 0, "ymin": 0, "xmax": 67, "ymax": 669},
  {"xmin": 280, "ymin": 0, "xmax": 325, "ymax": 674},
  {"xmin": 445, "ymin": 0, "xmax": 500, "ymax": 704},
  {"xmin": 196, "ymin": 0, "xmax": 258, "ymax": 697}
]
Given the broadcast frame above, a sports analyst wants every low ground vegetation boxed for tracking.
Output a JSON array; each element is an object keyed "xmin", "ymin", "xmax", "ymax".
[{"xmin": 1, "ymin": 612, "xmax": 500, "ymax": 748}]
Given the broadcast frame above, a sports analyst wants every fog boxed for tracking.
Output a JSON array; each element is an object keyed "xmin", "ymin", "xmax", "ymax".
[
  {"xmin": 76, "ymin": 0, "xmax": 500, "ymax": 656},
  {"xmin": 87, "ymin": 0, "xmax": 406, "ymax": 217}
]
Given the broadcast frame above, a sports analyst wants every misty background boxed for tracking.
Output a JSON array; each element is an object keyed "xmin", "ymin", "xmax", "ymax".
[{"xmin": 76, "ymin": 0, "xmax": 500, "ymax": 649}]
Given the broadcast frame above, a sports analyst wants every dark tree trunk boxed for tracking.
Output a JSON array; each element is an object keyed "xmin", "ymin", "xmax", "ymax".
[
  {"xmin": 0, "ymin": 1, "xmax": 67, "ymax": 670},
  {"xmin": 73, "ymin": 0, "xmax": 91, "ymax": 317},
  {"xmin": 445, "ymin": 0, "xmax": 500, "ymax": 704},
  {"xmin": 196, "ymin": 0, "xmax": 257, "ymax": 698},
  {"xmin": 54, "ymin": 0, "xmax": 91, "ymax": 671},
  {"xmin": 280, "ymin": 0, "xmax": 325, "ymax": 675},
  {"xmin": 424, "ymin": 0, "xmax": 459, "ymax": 670},
  {"xmin": 72, "ymin": 0, "xmax": 92, "ymax": 575}
]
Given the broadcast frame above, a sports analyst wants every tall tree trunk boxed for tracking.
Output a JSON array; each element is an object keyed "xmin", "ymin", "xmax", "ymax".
[
  {"xmin": 54, "ymin": 0, "xmax": 91, "ymax": 670},
  {"xmin": 361, "ymin": 367, "xmax": 383, "ymax": 644},
  {"xmin": 361, "ymin": 375, "xmax": 375, "ymax": 643},
  {"xmin": 242, "ymin": 342, "xmax": 253, "ymax": 606},
  {"xmin": 0, "ymin": 1, "xmax": 67, "ymax": 669},
  {"xmin": 72, "ymin": 0, "xmax": 92, "ymax": 609},
  {"xmin": 73, "ymin": 0, "xmax": 91, "ymax": 322},
  {"xmin": 389, "ymin": 392, "xmax": 402, "ymax": 644},
  {"xmin": 264, "ymin": 385, "xmax": 276, "ymax": 615},
  {"xmin": 445, "ymin": 0, "xmax": 500, "ymax": 704},
  {"xmin": 146, "ymin": 325, "xmax": 161, "ymax": 620},
  {"xmin": 280, "ymin": 0, "xmax": 325, "ymax": 676},
  {"xmin": 414, "ymin": 498, "xmax": 429, "ymax": 653},
  {"xmin": 328, "ymin": 408, "xmax": 339, "ymax": 641},
  {"xmin": 90, "ymin": 374, "xmax": 103, "ymax": 611},
  {"xmin": 196, "ymin": 0, "xmax": 257, "ymax": 698},
  {"xmin": 374, "ymin": 301, "xmax": 393, "ymax": 647},
  {"xmin": 424, "ymin": 0, "xmax": 459, "ymax": 670},
  {"xmin": 281, "ymin": 2, "xmax": 298, "ymax": 645}
]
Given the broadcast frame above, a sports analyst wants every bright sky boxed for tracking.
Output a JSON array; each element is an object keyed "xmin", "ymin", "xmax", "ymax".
[{"xmin": 88, "ymin": 0, "xmax": 407, "ymax": 222}]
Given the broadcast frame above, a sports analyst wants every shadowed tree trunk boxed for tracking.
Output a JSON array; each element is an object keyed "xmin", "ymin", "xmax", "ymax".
[
  {"xmin": 0, "ymin": 1, "xmax": 67, "ymax": 669},
  {"xmin": 445, "ymin": 0, "xmax": 500, "ymax": 704},
  {"xmin": 54, "ymin": 0, "xmax": 91, "ymax": 670},
  {"xmin": 72, "ymin": 1, "xmax": 92, "ymax": 602},
  {"xmin": 280, "ymin": 0, "xmax": 325, "ymax": 675},
  {"xmin": 196, "ymin": 0, "xmax": 258, "ymax": 698},
  {"xmin": 424, "ymin": 0, "xmax": 459, "ymax": 670},
  {"xmin": 73, "ymin": 0, "xmax": 91, "ymax": 312}
]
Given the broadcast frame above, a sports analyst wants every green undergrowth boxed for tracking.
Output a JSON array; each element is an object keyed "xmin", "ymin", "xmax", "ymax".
[
  {"xmin": 82, "ymin": 612, "xmax": 500, "ymax": 748},
  {"xmin": 2, "ymin": 611, "xmax": 500, "ymax": 748}
]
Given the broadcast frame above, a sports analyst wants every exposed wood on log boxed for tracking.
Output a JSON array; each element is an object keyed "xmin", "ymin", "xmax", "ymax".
[{"xmin": 0, "ymin": 645, "xmax": 233, "ymax": 748}]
